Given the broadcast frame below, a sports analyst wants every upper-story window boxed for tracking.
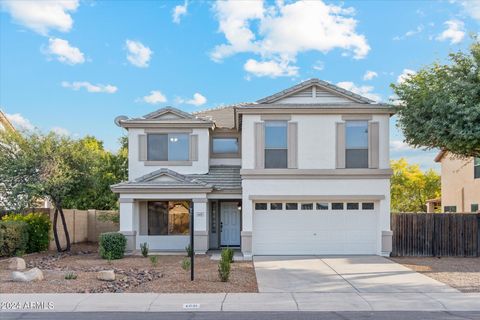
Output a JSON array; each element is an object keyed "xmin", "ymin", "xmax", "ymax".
[
  {"xmin": 212, "ymin": 137, "xmax": 239, "ymax": 154},
  {"xmin": 147, "ymin": 133, "xmax": 189, "ymax": 161},
  {"xmin": 265, "ymin": 120, "xmax": 288, "ymax": 168},
  {"xmin": 346, "ymin": 121, "xmax": 368, "ymax": 168},
  {"xmin": 474, "ymin": 157, "xmax": 480, "ymax": 179}
]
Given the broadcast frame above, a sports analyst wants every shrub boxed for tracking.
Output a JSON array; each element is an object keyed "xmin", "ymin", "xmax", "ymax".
[
  {"xmin": 65, "ymin": 272, "xmax": 78, "ymax": 280},
  {"xmin": 149, "ymin": 255, "xmax": 158, "ymax": 267},
  {"xmin": 223, "ymin": 247, "xmax": 234, "ymax": 263},
  {"xmin": 218, "ymin": 249, "xmax": 231, "ymax": 282},
  {"xmin": 0, "ymin": 221, "xmax": 29, "ymax": 257},
  {"xmin": 2, "ymin": 213, "xmax": 51, "ymax": 253},
  {"xmin": 99, "ymin": 232, "xmax": 126, "ymax": 260},
  {"xmin": 181, "ymin": 257, "xmax": 191, "ymax": 271},
  {"xmin": 140, "ymin": 242, "xmax": 149, "ymax": 257},
  {"xmin": 185, "ymin": 244, "xmax": 193, "ymax": 258}
]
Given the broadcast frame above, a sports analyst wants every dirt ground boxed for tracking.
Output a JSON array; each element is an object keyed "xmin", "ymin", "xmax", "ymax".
[
  {"xmin": 0, "ymin": 243, "xmax": 258, "ymax": 293},
  {"xmin": 390, "ymin": 256, "xmax": 480, "ymax": 293}
]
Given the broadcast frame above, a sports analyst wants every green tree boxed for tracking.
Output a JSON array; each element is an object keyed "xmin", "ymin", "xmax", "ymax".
[
  {"xmin": 0, "ymin": 130, "xmax": 94, "ymax": 251},
  {"xmin": 390, "ymin": 158, "xmax": 441, "ymax": 213},
  {"xmin": 62, "ymin": 136, "xmax": 127, "ymax": 210},
  {"xmin": 391, "ymin": 39, "xmax": 480, "ymax": 158}
]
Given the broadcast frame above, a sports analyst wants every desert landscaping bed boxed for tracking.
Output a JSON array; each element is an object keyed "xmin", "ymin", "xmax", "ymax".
[
  {"xmin": 390, "ymin": 256, "xmax": 480, "ymax": 292},
  {"xmin": 0, "ymin": 243, "xmax": 258, "ymax": 293}
]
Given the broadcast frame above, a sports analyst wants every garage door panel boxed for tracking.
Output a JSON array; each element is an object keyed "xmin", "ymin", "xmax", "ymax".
[{"xmin": 253, "ymin": 203, "xmax": 378, "ymax": 255}]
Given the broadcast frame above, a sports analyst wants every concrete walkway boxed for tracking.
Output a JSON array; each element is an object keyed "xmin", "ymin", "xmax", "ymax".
[
  {"xmin": 254, "ymin": 256, "xmax": 458, "ymax": 293},
  {"xmin": 1, "ymin": 292, "xmax": 480, "ymax": 312}
]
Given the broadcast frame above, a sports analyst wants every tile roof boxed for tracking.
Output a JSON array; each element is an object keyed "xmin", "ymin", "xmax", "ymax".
[
  {"xmin": 111, "ymin": 166, "xmax": 241, "ymax": 192},
  {"xmin": 189, "ymin": 166, "xmax": 241, "ymax": 191}
]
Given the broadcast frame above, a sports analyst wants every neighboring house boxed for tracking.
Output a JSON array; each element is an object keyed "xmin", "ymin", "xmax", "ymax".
[
  {"xmin": 434, "ymin": 151, "xmax": 480, "ymax": 213},
  {"xmin": 111, "ymin": 79, "xmax": 395, "ymax": 258}
]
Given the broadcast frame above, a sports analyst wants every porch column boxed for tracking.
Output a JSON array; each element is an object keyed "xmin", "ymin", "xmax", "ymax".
[
  {"xmin": 193, "ymin": 198, "xmax": 208, "ymax": 254},
  {"xmin": 119, "ymin": 198, "xmax": 137, "ymax": 253},
  {"xmin": 241, "ymin": 195, "xmax": 253, "ymax": 260}
]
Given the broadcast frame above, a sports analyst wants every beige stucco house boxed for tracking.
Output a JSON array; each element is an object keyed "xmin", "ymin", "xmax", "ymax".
[
  {"xmin": 111, "ymin": 79, "xmax": 395, "ymax": 257},
  {"xmin": 434, "ymin": 151, "xmax": 480, "ymax": 213}
]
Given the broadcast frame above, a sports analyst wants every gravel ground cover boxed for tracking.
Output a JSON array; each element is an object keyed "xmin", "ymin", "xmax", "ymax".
[
  {"xmin": 390, "ymin": 256, "xmax": 480, "ymax": 292},
  {"xmin": 0, "ymin": 243, "xmax": 258, "ymax": 293}
]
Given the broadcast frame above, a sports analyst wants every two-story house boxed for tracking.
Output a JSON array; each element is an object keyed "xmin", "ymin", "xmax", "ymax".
[
  {"xmin": 434, "ymin": 151, "xmax": 480, "ymax": 213},
  {"xmin": 111, "ymin": 79, "xmax": 395, "ymax": 258}
]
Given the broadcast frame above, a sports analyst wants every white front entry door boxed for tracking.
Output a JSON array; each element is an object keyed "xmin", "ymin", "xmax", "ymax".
[{"xmin": 220, "ymin": 202, "xmax": 241, "ymax": 246}]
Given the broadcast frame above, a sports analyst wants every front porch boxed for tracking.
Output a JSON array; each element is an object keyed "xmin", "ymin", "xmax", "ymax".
[{"xmin": 111, "ymin": 165, "xmax": 246, "ymax": 255}]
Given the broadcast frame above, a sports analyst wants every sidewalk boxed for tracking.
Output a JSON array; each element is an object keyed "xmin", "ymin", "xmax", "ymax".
[{"xmin": 1, "ymin": 292, "xmax": 480, "ymax": 312}]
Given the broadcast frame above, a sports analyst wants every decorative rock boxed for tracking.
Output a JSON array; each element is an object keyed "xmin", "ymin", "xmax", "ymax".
[
  {"xmin": 97, "ymin": 270, "xmax": 115, "ymax": 281},
  {"xmin": 11, "ymin": 268, "xmax": 44, "ymax": 282},
  {"xmin": 8, "ymin": 257, "xmax": 26, "ymax": 270}
]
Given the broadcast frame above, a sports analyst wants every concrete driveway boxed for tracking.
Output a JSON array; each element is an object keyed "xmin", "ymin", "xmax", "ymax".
[{"xmin": 253, "ymin": 256, "xmax": 459, "ymax": 293}]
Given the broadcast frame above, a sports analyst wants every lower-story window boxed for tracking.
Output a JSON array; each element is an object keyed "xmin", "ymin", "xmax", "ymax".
[
  {"xmin": 148, "ymin": 201, "xmax": 190, "ymax": 235},
  {"xmin": 444, "ymin": 206, "xmax": 457, "ymax": 213},
  {"xmin": 471, "ymin": 204, "xmax": 479, "ymax": 213}
]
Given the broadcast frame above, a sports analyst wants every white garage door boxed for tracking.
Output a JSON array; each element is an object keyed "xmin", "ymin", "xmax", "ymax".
[{"xmin": 253, "ymin": 201, "xmax": 378, "ymax": 255}]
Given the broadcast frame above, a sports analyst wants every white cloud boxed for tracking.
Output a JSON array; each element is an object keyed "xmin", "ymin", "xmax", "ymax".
[
  {"xmin": 61, "ymin": 81, "xmax": 117, "ymax": 93},
  {"xmin": 336, "ymin": 81, "xmax": 381, "ymax": 102},
  {"xmin": 141, "ymin": 90, "xmax": 167, "ymax": 104},
  {"xmin": 5, "ymin": 113, "xmax": 35, "ymax": 131},
  {"xmin": 177, "ymin": 93, "xmax": 208, "ymax": 106},
  {"xmin": 211, "ymin": 0, "xmax": 370, "ymax": 76},
  {"xmin": 393, "ymin": 25, "xmax": 424, "ymax": 41},
  {"xmin": 363, "ymin": 70, "xmax": 378, "ymax": 81},
  {"xmin": 396, "ymin": 68, "xmax": 416, "ymax": 84},
  {"xmin": 46, "ymin": 38, "xmax": 85, "ymax": 65},
  {"xmin": 51, "ymin": 126, "xmax": 69, "ymax": 136},
  {"xmin": 1, "ymin": 0, "xmax": 79, "ymax": 35},
  {"xmin": 125, "ymin": 40, "xmax": 153, "ymax": 68},
  {"xmin": 313, "ymin": 60, "xmax": 324, "ymax": 71},
  {"xmin": 244, "ymin": 58, "xmax": 298, "ymax": 78},
  {"xmin": 436, "ymin": 20, "xmax": 465, "ymax": 44},
  {"xmin": 460, "ymin": 1, "xmax": 480, "ymax": 21},
  {"xmin": 185, "ymin": 93, "xmax": 207, "ymax": 106},
  {"xmin": 390, "ymin": 140, "xmax": 413, "ymax": 152},
  {"xmin": 173, "ymin": 1, "xmax": 188, "ymax": 24}
]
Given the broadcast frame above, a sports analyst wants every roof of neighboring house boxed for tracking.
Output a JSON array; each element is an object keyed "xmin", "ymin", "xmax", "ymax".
[
  {"xmin": 0, "ymin": 110, "xmax": 15, "ymax": 131},
  {"xmin": 256, "ymin": 78, "xmax": 378, "ymax": 105},
  {"xmin": 111, "ymin": 166, "xmax": 241, "ymax": 193},
  {"xmin": 434, "ymin": 150, "xmax": 447, "ymax": 163}
]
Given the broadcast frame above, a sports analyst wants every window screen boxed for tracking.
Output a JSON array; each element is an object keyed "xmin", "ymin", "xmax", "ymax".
[
  {"xmin": 346, "ymin": 121, "xmax": 368, "ymax": 168},
  {"xmin": 265, "ymin": 121, "xmax": 288, "ymax": 168}
]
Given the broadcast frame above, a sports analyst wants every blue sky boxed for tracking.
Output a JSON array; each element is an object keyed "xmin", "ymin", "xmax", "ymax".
[{"xmin": 1, "ymin": 0, "xmax": 479, "ymax": 170}]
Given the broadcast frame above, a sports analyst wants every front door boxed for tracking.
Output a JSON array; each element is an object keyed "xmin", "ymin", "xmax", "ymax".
[{"xmin": 220, "ymin": 202, "xmax": 241, "ymax": 246}]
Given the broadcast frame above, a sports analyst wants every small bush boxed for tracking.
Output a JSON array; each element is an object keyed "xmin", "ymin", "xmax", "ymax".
[
  {"xmin": 2, "ymin": 213, "xmax": 51, "ymax": 253},
  {"xmin": 149, "ymin": 255, "xmax": 158, "ymax": 267},
  {"xmin": 185, "ymin": 244, "xmax": 193, "ymax": 258},
  {"xmin": 223, "ymin": 247, "xmax": 234, "ymax": 263},
  {"xmin": 140, "ymin": 242, "xmax": 149, "ymax": 257},
  {"xmin": 99, "ymin": 232, "xmax": 126, "ymax": 260},
  {"xmin": 181, "ymin": 257, "xmax": 191, "ymax": 271},
  {"xmin": 218, "ymin": 249, "xmax": 231, "ymax": 282},
  {"xmin": 105, "ymin": 251, "xmax": 113, "ymax": 264},
  {"xmin": 65, "ymin": 272, "xmax": 78, "ymax": 280},
  {"xmin": 0, "ymin": 221, "xmax": 29, "ymax": 257}
]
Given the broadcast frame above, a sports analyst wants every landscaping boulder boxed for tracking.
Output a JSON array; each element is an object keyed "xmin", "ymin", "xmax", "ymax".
[
  {"xmin": 8, "ymin": 257, "xmax": 26, "ymax": 270},
  {"xmin": 97, "ymin": 270, "xmax": 115, "ymax": 281},
  {"xmin": 11, "ymin": 267, "xmax": 44, "ymax": 282}
]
